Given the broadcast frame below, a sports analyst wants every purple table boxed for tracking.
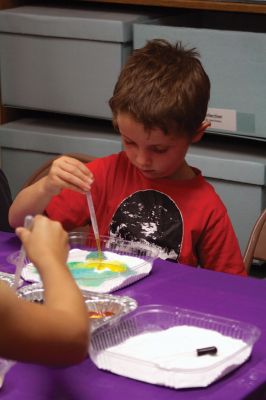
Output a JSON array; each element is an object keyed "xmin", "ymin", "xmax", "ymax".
[{"xmin": 1, "ymin": 231, "xmax": 266, "ymax": 400}]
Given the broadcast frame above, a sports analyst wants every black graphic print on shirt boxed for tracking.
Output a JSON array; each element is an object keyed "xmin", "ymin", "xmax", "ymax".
[{"xmin": 109, "ymin": 189, "xmax": 183, "ymax": 261}]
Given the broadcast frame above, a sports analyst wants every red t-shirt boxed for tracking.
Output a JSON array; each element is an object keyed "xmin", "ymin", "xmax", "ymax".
[{"xmin": 46, "ymin": 152, "xmax": 246, "ymax": 276}]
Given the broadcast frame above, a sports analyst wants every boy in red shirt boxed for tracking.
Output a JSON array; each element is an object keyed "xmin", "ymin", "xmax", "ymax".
[{"xmin": 9, "ymin": 39, "xmax": 246, "ymax": 275}]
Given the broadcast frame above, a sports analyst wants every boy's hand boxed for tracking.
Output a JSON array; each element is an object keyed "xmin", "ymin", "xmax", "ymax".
[
  {"xmin": 43, "ymin": 156, "xmax": 94, "ymax": 196},
  {"xmin": 16, "ymin": 215, "xmax": 69, "ymax": 271}
]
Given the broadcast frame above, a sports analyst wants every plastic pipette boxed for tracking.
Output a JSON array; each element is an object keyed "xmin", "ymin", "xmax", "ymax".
[
  {"xmin": 13, "ymin": 215, "xmax": 33, "ymax": 290},
  {"xmin": 86, "ymin": 191, "xmax": 102, "ymax": 259}
]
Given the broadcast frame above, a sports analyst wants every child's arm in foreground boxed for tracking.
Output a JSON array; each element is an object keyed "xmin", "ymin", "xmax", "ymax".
[
  {"xmin": 0, "ymin": 215, "xmax": 89, "ymax": 366},
  {"xmin": 9, "ymin": 156, "xmax": 93, "ymax": 228}
]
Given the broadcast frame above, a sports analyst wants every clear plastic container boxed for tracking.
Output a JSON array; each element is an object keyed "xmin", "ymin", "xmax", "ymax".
[
  {"xmin": 8, "ymin": 233, "xmax": 158, "ymax": 267},
  {"xmin": 90, "ymin": 304, "xmax": 261, "ymax": 389},
  {"xmin": 68, "ymin": 232, "xmax": 159, "ymax": 261},
  {"xmin": 9, "ymin": 233, "xmax": 158, "ymax": 293}
]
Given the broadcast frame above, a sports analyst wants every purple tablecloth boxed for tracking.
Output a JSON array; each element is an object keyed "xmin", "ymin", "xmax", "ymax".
[{"xmin": 1, "ymin": 231, "xmax": 266, "ymax": 399}]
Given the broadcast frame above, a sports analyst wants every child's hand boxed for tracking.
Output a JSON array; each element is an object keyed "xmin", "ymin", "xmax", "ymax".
[
  {"xmin": 43, "ymin": 156, "xmax": 94, "ymax": 196},
  {"xmin": 16, "ymin": 215, "xmax": 69, "ymax": 270}
]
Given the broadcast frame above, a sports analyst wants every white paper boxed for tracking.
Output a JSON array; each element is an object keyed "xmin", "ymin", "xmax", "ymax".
[{"xmin": 207, "ymin": 107, "xmax": 237, "ymax": 132}]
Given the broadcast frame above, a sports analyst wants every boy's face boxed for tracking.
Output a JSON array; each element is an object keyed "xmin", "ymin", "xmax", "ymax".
[{"xmin": 117, "ymin": 113, "xmax": 194, "ymax": 180}]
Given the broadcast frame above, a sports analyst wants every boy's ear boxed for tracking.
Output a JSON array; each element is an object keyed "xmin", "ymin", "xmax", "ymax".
[{"xmin": 191, "ymin": 120, "xmax": 211, "ymax": 143}]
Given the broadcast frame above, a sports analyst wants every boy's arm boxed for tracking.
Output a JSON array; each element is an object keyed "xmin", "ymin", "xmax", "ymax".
[
  {"xmin": 0, "ymin": 215, "xmax": 89, "ymax": 365},
  {"xmin": 9, "ymin": 156, "xmax": 93, "ymax": 228},
  {"xmin": 8, "ymin": 177, "xmax": 56, "ymax": 228}
]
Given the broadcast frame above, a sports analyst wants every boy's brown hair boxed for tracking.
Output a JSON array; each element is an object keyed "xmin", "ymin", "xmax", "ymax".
[{"xmin": 109, "ymin": 39, "xmax": 210, "ymax": 136}]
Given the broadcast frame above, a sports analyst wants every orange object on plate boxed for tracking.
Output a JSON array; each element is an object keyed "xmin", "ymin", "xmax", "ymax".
[{"xmin": 88, "ymin": 310, "xmax": 115, "ymax": 319}]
